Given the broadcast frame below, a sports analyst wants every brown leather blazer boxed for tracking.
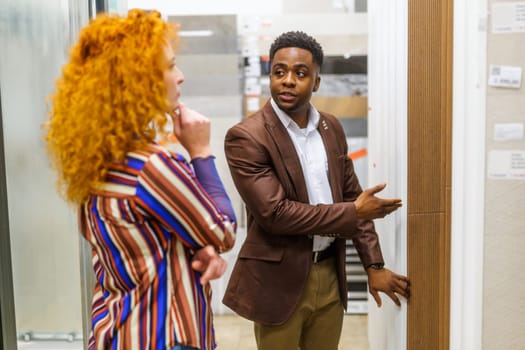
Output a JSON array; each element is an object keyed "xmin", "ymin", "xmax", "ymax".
[{"xmin": 222, "ymin": 101, "xmax": 384, "ymax": 325}]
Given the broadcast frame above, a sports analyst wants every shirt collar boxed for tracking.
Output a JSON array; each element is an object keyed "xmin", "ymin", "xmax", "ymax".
[{"xmin": 270, "ymin": 98, "xmax": 320, "ymax": 133}]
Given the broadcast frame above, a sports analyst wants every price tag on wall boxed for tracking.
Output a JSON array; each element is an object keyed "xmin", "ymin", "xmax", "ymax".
[
  {"xmin": 488, "ymin": 150, "xmax": 525, "ymax": 179},
  {"xmin": 492, "ymin": 2, "xmax": 525, "ymax": 33},
  {"xmin": 494, "ymin": 123, "xmax": 524, "ymax": 141},
  {"xmin": 488, "ymin": 65, "xmax": 522, "ymax": 89}
]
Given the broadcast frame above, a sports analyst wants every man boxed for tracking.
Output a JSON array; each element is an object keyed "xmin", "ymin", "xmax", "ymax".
[{"xmin": 223, "ymin": 31, "xmax": 410, "ymax": 350}]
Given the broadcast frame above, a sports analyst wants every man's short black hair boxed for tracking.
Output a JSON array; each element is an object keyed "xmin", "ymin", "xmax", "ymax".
[{"xmin": 269, "ymin": 31, "xmax": 324, "ymax": 68}]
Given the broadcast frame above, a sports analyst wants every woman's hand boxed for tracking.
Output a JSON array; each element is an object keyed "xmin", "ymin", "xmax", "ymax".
[
  {"xmin": 170, "ymin": 103, "xmax": 211, "ymax": 159},
  {"xmin": 191, "ymin": 245, "xmax": 227, "ymax": 285}
]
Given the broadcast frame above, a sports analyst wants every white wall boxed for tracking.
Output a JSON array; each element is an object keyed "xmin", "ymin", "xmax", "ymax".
[
  {"xmin": 482, "ymin": 1, "xmax": 525, "ymax": 349},
  {"xmin": 367, "ymin": 1, "xmax": 408, "ymax": 349},
  {"xmin": 450, "ymin": 0, "xmax": 487, "ymax": 349}
]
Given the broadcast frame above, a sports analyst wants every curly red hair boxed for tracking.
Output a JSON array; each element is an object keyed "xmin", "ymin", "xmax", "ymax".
[{"xmin": 46, "ymin": 9, "xmax": 177, "ymax": 204}]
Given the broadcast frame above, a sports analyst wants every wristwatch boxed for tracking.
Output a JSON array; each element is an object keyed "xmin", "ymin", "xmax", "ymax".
[{"xmin": 368, "ymin": 263, "xmax": 384, "ymax": 270}]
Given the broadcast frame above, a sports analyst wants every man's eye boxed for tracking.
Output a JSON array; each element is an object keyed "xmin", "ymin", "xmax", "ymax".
[{"xmin": 297, "ymin": 71, "xmax": 306, "ymax": 77}]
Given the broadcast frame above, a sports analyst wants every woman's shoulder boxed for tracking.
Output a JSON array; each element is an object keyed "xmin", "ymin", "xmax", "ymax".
[
  {"xmin": 132, "ymin": 143, "xmax": 183, "ymax": 160},
  {"xmin": 118, "ymin": 144, "xmax": 182, "ymax": 173},
  {"xmin": 129, "ymin": 143, "xmax": 189, "ymax": 169}
]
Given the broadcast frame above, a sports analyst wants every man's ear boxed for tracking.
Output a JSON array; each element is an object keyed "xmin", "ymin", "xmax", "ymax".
[{"xmin": 313, "ymin": 75, "xmax": 321, "ymax": 92}]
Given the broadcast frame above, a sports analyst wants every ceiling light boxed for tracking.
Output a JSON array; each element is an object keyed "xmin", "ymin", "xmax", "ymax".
[{"xmin": 178, "ymin": 30, "xmax": 214, "ymax": 37}]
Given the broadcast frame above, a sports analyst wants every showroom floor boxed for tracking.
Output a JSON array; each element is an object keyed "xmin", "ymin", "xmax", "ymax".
[{"xmin": 16, "ymin": 315, "xmax": 369, "ymax": 350}]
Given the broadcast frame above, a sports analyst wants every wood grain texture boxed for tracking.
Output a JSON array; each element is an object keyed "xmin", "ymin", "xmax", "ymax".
[{"xmin": 407, "ymin": 0, "xmax": 453, "ymax": 348}]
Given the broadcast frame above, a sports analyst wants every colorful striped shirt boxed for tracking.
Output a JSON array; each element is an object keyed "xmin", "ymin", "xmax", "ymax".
[{"xmin": 79, "ymin": 144, "xmax": 237, "ymax": 350}]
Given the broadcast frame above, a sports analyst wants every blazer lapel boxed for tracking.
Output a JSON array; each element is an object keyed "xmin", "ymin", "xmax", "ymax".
[
  {"xmin": 318, "ymin": 113, "xmax": 343, "ymax": 202},
  {"xmin": 261, "ymin": 102, "xmax": 309, "ymax": 203}
]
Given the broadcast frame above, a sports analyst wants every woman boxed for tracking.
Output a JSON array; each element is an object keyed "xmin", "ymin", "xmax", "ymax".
[{"xmin": 45, "ymin": 9, "xmax": 236, "ymax": 350}]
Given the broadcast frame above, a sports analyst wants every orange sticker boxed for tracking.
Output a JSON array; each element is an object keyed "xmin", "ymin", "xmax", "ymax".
[{"xmin": 348, "ymin": 148, "xmax": 367, "ymax": 160}]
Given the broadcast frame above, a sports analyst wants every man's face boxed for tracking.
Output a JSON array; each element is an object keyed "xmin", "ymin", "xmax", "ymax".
[{"xmin": 269, "ymin": 47, "xmax": 320, "ymax": 118}]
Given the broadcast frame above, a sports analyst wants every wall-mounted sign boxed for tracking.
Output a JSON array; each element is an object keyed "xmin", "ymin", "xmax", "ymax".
[
  {"xmin": 488, "ymin": 65, "xmax": 522, "ymax": 89},
  {"xmin": 488, "ymin": 150, "xmax": 525, "ymax": 180},
  {"xmin": 492, "ymin": 2, "xmax": 525, "ymax": 33},
  {"xmin": 494, "ymin": 123, "xmax": 524, "ymax": 141}
]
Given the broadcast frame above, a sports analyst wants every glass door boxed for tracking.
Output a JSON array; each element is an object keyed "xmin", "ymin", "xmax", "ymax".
[{"xmin": 0, "ymin": 1, "xmax": 93, "ymax": 349}]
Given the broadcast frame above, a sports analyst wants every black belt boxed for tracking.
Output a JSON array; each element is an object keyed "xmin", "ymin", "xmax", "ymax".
[{"xmin": 312, "ymin": 243, "xmax": 336, "ymax": 263}]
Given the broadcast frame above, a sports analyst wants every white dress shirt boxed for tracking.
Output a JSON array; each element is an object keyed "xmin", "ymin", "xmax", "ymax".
[{"xmin": 271, "ymin": 98, "xmax": 335, "ymax": 251}]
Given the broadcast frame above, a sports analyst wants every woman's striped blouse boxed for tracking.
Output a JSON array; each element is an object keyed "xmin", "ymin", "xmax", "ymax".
[{"xmin": 79, "ymin": 144, "xmax": 236, "ymax": 350}]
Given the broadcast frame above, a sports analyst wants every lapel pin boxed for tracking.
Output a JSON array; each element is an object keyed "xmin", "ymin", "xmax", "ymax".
[{"xmin": 322, "ymin": 120, "xmax": 328, "ymax": 130}]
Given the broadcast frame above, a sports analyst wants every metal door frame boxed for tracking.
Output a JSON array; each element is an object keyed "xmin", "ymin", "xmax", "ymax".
[{"xmin": 0, "ymin": 84, "xmax": 17, "ymax": 350}]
